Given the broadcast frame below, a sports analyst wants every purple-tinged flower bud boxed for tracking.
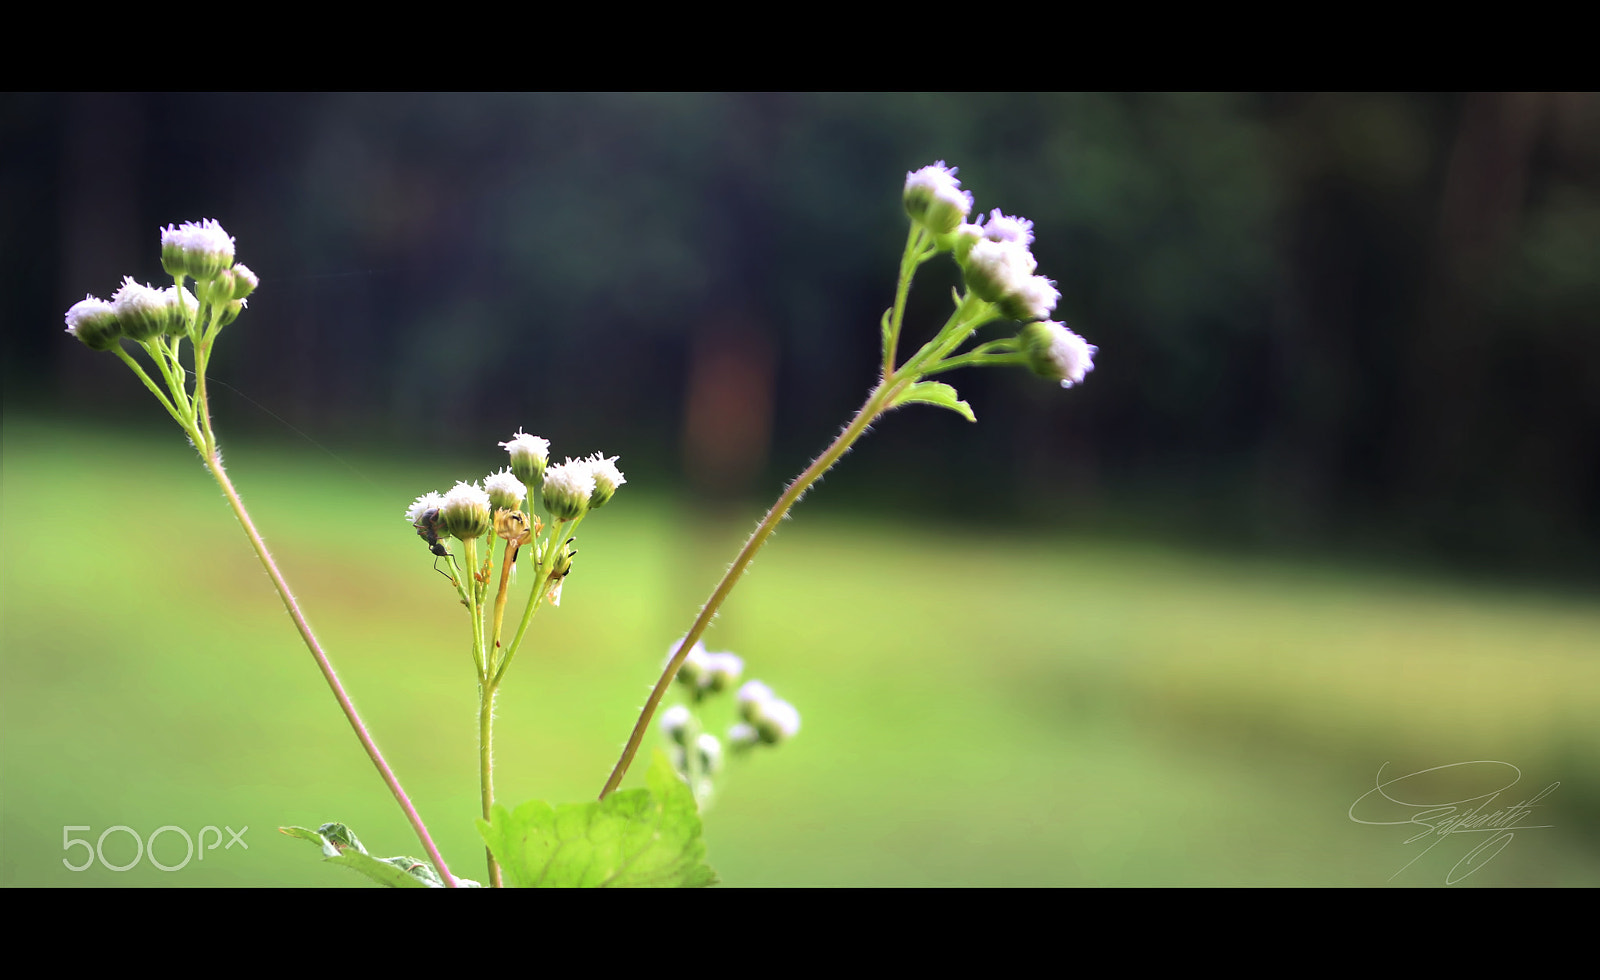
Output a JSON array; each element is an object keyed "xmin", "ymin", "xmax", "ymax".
[
  {"xmin": 962, "ymin": 240, "xmax": 1038, "ymax": 307},
  {"xmin": 903, "ymin": 161, "xmax": 973, "ymax": 235},
  {"xmin": 1019, "ymin": 320, "xmax": 1096, "ymax": 388},
  {"xmin": 977, "ymin": 208, "xmax": 1035, "ymax": 246},
  {"xmin": 997, "ymin": 275, "xmax": 1060, "ymax": 323}
]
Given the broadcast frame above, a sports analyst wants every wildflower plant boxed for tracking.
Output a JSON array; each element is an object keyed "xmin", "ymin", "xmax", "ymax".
[{"xmin": 63, "ymin": 162, "xmax": 1093, "ymax": 888}]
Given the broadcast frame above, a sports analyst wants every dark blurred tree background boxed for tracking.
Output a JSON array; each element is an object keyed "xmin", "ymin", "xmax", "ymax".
[{"xmin": 5, "ymin": 93, "xmax": 1598, "ymax": 575}]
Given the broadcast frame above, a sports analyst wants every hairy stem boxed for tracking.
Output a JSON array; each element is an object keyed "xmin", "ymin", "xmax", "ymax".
[
  {"xmin": 201, "ymin": 449, "xmax": 458, "ymax": 886},
  {"xmin": 598, "ymin": 379, "xmax": 900, "ymax": 798},
  {"xmin": 479, "ymin": 682, "xmax": 501, "ymax": 887}
]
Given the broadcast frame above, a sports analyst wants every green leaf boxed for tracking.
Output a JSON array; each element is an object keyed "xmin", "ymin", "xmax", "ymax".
[
  {"xmin": 278, "ymin": 822, "xmax": 477, "ymax": 888},
  {"xmin": 889, "ymin": 380, "xmax": 977, "ymax": 422},
  {"xmin": 477, "ymin": 750, "xmax": 719, "ymax": 888}
]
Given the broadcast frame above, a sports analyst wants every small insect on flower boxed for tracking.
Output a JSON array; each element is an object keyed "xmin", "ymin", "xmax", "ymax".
[{"xmin": 412, "ymin": 506, "xmax": 455, "ymax": 579}]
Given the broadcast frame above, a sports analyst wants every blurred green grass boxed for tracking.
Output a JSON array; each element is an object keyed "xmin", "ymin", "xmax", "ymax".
[{"xmin": 4, "ymin": 415, "xmax": 1599, "ymax": 886}]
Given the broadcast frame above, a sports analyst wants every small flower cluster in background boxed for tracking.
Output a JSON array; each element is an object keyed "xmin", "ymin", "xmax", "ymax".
[{"xmin": 660, "ymin": 639, "xmax": 800, "ymax": 807}]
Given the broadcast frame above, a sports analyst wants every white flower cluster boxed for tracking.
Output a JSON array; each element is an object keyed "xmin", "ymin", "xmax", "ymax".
[
  {"xmin": 955, "ymin": 214, "xmax": 1059, "ymax": 322},
  {"xmin": 65, "ymin": 218, "xmax": 256, "ymax": 355},
  {"xmin": 541, "ymin": 451, "xmax": 627, "ymax": 519}
]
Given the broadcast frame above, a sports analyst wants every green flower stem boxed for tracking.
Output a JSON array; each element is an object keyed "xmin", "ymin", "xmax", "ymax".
[
  {"xmin": 200, "ymin": 447, "xmax": 459, "ymax": 886},
  {"xmin": 598, "ymin": 378, "xmax": 904, "ymax": 799},
  {"xmin": 479, "ymin": 681, "xmax": 501, "ymax": 888},
  {"xmin": 897, "ymin": 293, "xmax": 998, "ymax": 380},
  {"xmin": 920, "ymin": 339, "xmax": 1026, "ymax": 377},
  {"xmin": 111, "ymin": 347, "xmax": 188, "ymax": 431},
  {"xmin": 882, "ymin": 224, "xmax": 931, "ymax": 374},
  {"xmin": 193, "ymin": 301, "xmax": 223, "ymax": 453}
]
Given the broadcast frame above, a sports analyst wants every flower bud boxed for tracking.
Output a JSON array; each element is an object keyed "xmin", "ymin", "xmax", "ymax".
[
  {"xmin": 700, "ymin": 651, "xmax": 744, "ymax": 694},
  {"xmin": 541, "ymin": 458, "xmax": 594, "ymax": 521},
  {"xmin": 439, "ymin": 481, "xmax": 492, "ymax": 540},
  {"xmin": 214, "ymin": 298, "xmax": 246, "ymax": 329},
  {"xmin": 485, "ymin": 467, "xmax": 528, "ymax": 513},
  {"xmin": 736, "ymin": 680, "xmax": 775, "ymax": 722},
  {"xmin": 660, "ymin": 705, "xmax": 693, "ymax": 745},
  {"xmin": 750, "ymin": 698, "xmax": 801, "ymax": 745},
  {"xmin": 582, "ymin": 453, "xmax": 625, "ymax": 510},
  {"xmin": 161, "ymin": 285, "xmax": 200, "ymax": 336},
  {"xmin": 696, "ymin": 733, "xmax": 724, "ymax": 775},
  {"xmin": 64, "ymin": 295, "xmax": 124, "ymax": 351},
  {"xmin": 977, "ymin": 208, "xmax": 1035, "ymax": 246},
  {"xmin": 996, "ymin": 275, "xmax": 1060, "ymax": 323},
  {"xmin": 499, "ymin": 430, "xmax": 550, "ymax": 490},
  {"xmin": 111, "ymin": 277, "xmax": 168, "ymax": 341},
  {"xmin": 737, "ymin": 679, "xmax": 800, "ymax": 744},
  {"xmin": 962, "ymin": 240, "xmax": 1037, "ymax": 307},
  {"xmin": 727, "ymin": 723, "xmax": 760, "ymax": 749},
  {"xmin": 160, "ymin": 219, "xmax": 236, "ymax": 281},
  {"xmin": 903, "ymin": 161, "xmax": 973, "ymax": 235},
  {"xmin": 950, "ymin": 222, "xmax": 985, "ymax": 265},
  {"xmin": 1019, "ymin": 320, "xmax": 1097, "ymax": 388},
  {"xmin": 223, "ymin": 263, "xmax": 259, "ymax": 301},
  {"xmin": 671, "ymin": 639, "xmax": 711, "ymax": 689}
]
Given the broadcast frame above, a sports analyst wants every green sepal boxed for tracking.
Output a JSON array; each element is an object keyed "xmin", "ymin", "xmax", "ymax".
[
  {"xmin": 476, "ymin": 750, "xmax": 719, "ymax": 888},
  {"xmin": 888, "ymin": 380, "xmax": 977, "ymax": 422},
  {"xmin": 279, "ymin": 822, "xmax": 479, "ymax": 888}
]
